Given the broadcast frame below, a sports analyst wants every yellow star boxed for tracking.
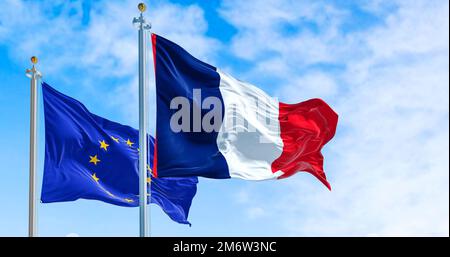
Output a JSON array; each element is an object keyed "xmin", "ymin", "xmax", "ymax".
[
  {"xmin": 126, "ymin": 139, "xmax": 134, "ymax": 147},
  {"xmin": 124, "ymin": 198, "xmax": 134, "ymax": 203},
  {"xmin": 147, "ymin": 177, "xmax": 151, "ymax": 183},
  {"xmin": 89, "ymin": 155, "xmax": 101, "ymax": 165},
  {"xmin": 99, "ymin": 140, "xmax": 109, "ymax": 151},
  {"xmin": 91, "ymin": 173, "xmax": 100, "ymax": 182},
  {"xmin": 110, "ymin": 136, "xmax": 119, "ymax": 143}
]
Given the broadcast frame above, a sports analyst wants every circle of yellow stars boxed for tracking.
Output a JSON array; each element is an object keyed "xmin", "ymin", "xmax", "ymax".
[{"xmin": 87, "ymin": 135, "xmax": 152, "ymax": 204}]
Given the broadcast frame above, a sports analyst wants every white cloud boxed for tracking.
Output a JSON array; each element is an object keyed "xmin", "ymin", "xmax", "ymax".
[
  {"xmin": 0, "ymin": 0, "xmax": 86, "ymax": 72},
  {"xmin": 277, "ymin": 71, "xmax": 338, "ymax": 102},
  {"xmin": 0, "ymin": 0, "xmax": 220, "ymax": 126},
  {"xmin": 223, "ymin": 0, "xmax": 449, "ymax": 236},
  {"xmin": 219, "ymin": 0, "xmax": 347, "ymax": 64}
]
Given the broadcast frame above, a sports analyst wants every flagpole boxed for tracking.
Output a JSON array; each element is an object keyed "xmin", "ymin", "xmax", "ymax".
[
  {"xmin": 133, "ymin": 3, "xmax": 151, "ymax": 237},
  {"xmin": 26, "ymin": 56, "xmax": 41, "ymax": 237}
]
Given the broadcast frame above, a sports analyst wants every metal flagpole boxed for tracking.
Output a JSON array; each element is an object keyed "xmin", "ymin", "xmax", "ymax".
[
  {"xmin": 26, "ymin": 56, "xmax": 41, "ymax": 237},
  {"xmin": 133, "ymin": 3, "xmax": 151, "ymax": 237}
]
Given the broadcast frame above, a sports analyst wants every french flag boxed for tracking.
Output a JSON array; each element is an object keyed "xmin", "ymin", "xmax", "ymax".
[{"xmin": 152, "ymin": 34, "xmax": 338, "ymax": 189}]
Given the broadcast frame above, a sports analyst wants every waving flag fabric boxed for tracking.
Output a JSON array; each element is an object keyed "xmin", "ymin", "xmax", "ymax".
[
  {"xmin": 152, "ymin": 34, "xmax": 338, "ymax": 189},
  {"xmin": 41, "ymin": 82, "xmax": 197, "ymax": 225}
]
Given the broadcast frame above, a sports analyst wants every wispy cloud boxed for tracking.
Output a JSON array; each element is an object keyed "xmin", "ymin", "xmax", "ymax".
[
  {"xmin": 0, "ymin": 0, "xmax": 220, "ymax": 126},
  {"xmin": 222, "ymin": 0, "xmax": 449, "ymax": 236}
]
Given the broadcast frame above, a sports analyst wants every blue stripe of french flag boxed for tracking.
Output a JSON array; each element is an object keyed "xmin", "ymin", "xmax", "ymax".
[{"xmin": 152, "ymin": 34, "xmax": 338, "ymax": 189}]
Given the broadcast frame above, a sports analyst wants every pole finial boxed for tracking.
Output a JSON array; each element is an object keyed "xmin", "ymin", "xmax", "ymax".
[
  {"xmin": 31, "ymin": 56, "xmax": 38, "ymax": 65},
  {"xmin": 138, "ymin": 3, "xmax": 146, "ymax": 13}
]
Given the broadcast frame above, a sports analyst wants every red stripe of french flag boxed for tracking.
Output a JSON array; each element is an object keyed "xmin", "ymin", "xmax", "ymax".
[{"xmin": 272, "ymin": 99, "xmax": 338, "ymax": 190}]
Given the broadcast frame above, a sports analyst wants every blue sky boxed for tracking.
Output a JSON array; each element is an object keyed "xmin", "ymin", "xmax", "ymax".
[{"xmin": 0, "ymin": 0, "xmax": 448, "ymax": 236}]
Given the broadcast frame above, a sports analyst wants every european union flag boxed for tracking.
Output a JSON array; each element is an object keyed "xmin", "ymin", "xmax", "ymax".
[{"xmin": 41, "ymin": 82, "xmax": 197, "ymax": 225}]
